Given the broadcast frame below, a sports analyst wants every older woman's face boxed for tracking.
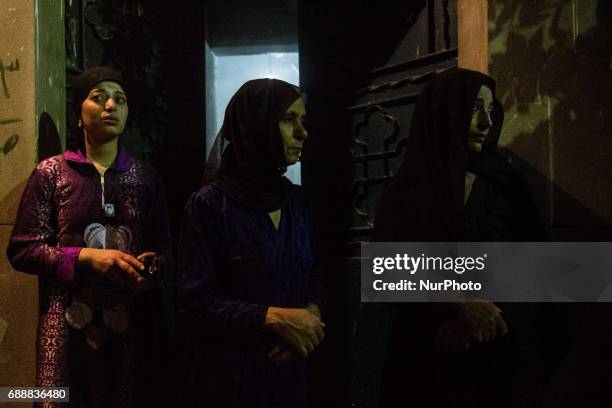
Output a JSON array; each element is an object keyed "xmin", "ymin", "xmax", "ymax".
[
  {"xmin": 468, "ymin": 85, "xmax": 493, "ymax": 153},
  {"xmin": 279, "ymin": 97, "xmax": 308, "ymax": 165},
  {"xmin": 81, "ymin": 81, "xmax": 128, "ymax": 143}
]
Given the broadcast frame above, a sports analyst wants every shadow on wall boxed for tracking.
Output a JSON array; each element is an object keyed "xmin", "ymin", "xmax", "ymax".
[
  {"xmin": 489, "ymin": 0, "xmax": 612, "ymax": 240},
  {"xmin": 38, "ymin": 112, "xmax": 62, "ymax": 162}
]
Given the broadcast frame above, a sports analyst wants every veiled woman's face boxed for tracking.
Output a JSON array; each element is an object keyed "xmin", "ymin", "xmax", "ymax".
[
  {"xmin": 81, "ymin": 81, "xmax": 128, "ymax": 144},
  {"xmin": 279, "ymin": 97, "xmax": 308, "ymax": 165},
  {"xmin": 468, "ymin": 85, "xmax": 493, "ymax": 153}
]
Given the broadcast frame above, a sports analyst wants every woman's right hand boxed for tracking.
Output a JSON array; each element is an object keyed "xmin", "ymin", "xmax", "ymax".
[
  {"xmin": 265, "ymin": 306, "xmax": 325, "ymax": 358},
  {"xmin": 458, "ymin": 300, "xmax": 508, "ymax": 343},
  {"xmin": 78, "ymin": 248, "xmax": 146, "ymax": 289}
]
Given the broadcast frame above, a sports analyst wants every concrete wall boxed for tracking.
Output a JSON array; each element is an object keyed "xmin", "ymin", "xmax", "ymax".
[
  {"xmin": 461, "ymin": 0, "xmax": 612, "ymax": 239},
  {"xmin": 0, "ymin": 1, "xmax": 38, "ymax": 398},
  {"xmin": 0, "ymin": 0, "xmax": 65, "ymax": 404},
  {"xmin": 489, "ymin": 0, "xmax": 612, "ymax": 239}
]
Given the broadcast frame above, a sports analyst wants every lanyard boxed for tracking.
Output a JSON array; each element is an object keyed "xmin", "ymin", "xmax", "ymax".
[{"xmin": 99, "ymin": 170, "xmax": 115, "ymax": 218}]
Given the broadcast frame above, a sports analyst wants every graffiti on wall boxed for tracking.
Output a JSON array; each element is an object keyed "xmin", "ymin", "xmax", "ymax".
[{"xmin": 0, "ymin": 57, "xmax": 21, "ymax": 156}]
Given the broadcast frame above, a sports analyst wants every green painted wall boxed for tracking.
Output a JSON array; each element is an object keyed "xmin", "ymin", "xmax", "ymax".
[{"xmin": 35, "ymin": 0, "xmax": 66, "ymax": 157}]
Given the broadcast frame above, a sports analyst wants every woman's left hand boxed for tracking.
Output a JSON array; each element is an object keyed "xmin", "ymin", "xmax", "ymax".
[{"xmin": 267, "ymin": 303, "xmax": 324, "ymax": 364}]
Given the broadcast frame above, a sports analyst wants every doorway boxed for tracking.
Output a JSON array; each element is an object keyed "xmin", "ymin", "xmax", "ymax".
[{"xmin": 204, "ymin": 0, "xmax": 300, "ymax": 183}]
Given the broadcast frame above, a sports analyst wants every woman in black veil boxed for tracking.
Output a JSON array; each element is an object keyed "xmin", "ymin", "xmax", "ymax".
[
  {"xmin": 373, "ymin": 68, "xmax": 549, "ymax": 407},
  {"xmin": 177, "ymin": 79, "xmax": 325, "ymax": 408}
]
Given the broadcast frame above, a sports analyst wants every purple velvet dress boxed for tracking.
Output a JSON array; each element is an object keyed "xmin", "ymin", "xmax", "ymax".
[
  {"xmin": 177, "ymin": 184, "xmax": 324, "ymax": 408},
  {"xmin": 7, "ymin": 148, "xmax": 171, "ymax": 408}
]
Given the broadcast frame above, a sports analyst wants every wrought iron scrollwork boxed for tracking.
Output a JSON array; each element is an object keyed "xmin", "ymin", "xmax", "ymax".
[{"xmin": 350, "ymin": 105, "xmax": 404, "ymax": 231}]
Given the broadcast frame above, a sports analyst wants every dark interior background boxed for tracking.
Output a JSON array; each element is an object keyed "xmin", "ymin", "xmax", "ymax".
[
  {"xmin": 63, "ymin": 0, "xmax": 457, "ymax": 406},
  {"xmin": 62, "ymin": 0, "xmax": 612, "ymax": 406}
]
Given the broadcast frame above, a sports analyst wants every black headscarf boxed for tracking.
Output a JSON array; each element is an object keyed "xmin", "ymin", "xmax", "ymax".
[
  {"xmin": 208, "ymin": 78, "xmax": 301, "ymax": 211},
  {"xmin": 372, "ymin": 68, "xmax": 502, "ymax": 241},
  {"xmin": 67, "ymin": 66, "xmax": 126, "ymax": 152}
]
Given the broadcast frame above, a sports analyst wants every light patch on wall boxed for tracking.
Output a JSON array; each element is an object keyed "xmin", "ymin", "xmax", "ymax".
[
  {"xmin": 488, "ymin": 22, "xmax": 511, "ymax": 56},
  {"xmin": 490, "ymin": 1, "xmax": 580, "ymax": 64},
  {"xmin": 498, "ymin": 99, "xmax": 558, "ymax": 148},
  {"xmin": 506, "ymin": 2, "xmax": 574, "ymax": 53}
]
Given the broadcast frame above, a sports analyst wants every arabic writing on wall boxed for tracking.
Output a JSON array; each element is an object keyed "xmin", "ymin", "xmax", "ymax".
[{"xmin": 0, "ymin": 57, "xmax": 21, "ymax": 155}]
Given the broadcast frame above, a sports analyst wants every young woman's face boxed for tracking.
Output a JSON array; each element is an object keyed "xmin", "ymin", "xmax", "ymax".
[
  {"xmin": 279, "ymin": 97, "xmax": 308, "ymax": 165},
  {"xmin": 81, "ymin": 81, "xmax": 128, "ymax": 144},
  {"xmin": 468, "ymin": 85, "xmax": 493, "ymax": 153}
]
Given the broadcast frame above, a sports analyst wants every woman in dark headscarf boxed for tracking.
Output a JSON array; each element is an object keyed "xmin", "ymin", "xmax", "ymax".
[
  {"xmin": 7, "ymin": 66, "xmax": 172, "ymax": 407},
  {"xmin": 373, "ymin": 68, "xmax": 548, "ymax": 407},
  {"xmin": 177, "ymin": 79, "xmax": 325, "ymax": 408}
]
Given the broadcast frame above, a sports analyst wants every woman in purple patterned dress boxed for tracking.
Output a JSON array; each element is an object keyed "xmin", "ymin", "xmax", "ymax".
[{"xmin": 7, "ymin": 67, "xmax": 171, "ymax": 408}]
